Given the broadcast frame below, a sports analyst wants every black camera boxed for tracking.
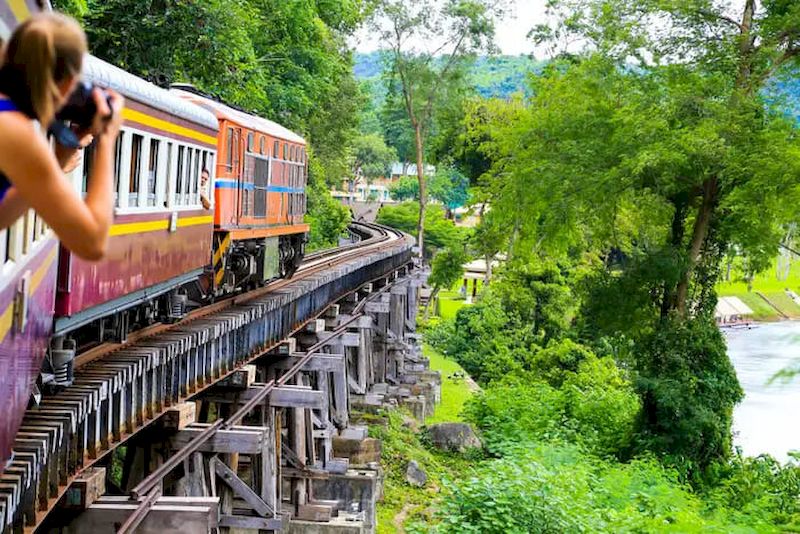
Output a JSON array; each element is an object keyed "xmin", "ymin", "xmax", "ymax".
[{"xmin": 48, "ymin": 81, "xmax": 113, "ymax": 149}]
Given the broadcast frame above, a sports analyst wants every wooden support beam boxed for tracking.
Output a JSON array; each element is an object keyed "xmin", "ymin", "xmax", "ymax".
[
  {"xmin": 68, "ymin": 498, "xmax": 219, "ymax": 533},
  {"xmin": 212, "ymin": 457, "xmax": 274, "ymax": 517},
  {"xmin": 270, "ymin": 353, "xmax": 345, "ymax": 373},
  {"xmin": 62, "ymin": 468, "xmax": 105, "ymax": 510},
  {"xmin": 161, "ymin": 402, "xmax": 196, "ymax": 431},
  {"xmin": 296, "ymin": 503, "xmax": 333, "ymax": 522},
  {"xmin": 217, "ymin": 365, "xmax": 256, "ymax": 389},
  {"xmin": 270, "ymin": 386, "xmax": 325, "ymax": 410},
  {"xmin": 218, "ymin": 514, "xmax": 283, "ymax": 530},
  {"xmin": 169, "ymin": 424, "xmax": 266, "ymax": 455}
]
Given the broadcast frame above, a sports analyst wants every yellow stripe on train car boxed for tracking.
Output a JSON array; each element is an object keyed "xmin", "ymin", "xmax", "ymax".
[
  {"xmin": 212, "ymin": 234, "xmax": 231, "ymax": 266},
  {"xmin": 122, "ymin": 108, "xmax": 218, "ymax": 146},
  {"xmin": 109, "ymin": 215, "xmax": 213, "ymax": 237},
  {"xmin": 0, "ymin": 243, "xmax": 58, "ymax": 344},
  {"xmin": 8, "ymin": 0, "xmax": 30, "ymax": 22}
]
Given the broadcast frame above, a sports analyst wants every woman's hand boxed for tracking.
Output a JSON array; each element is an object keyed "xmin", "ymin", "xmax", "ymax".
[
  {"xmin": 55, "ymin": 132, "xmax": 94, "ymax": 172},
  {"xmin": 90, "ymin": 88, "xmax": 124, "ymax": 139}
]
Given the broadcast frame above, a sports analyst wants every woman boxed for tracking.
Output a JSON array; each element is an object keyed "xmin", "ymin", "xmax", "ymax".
[{"xmin": 0, "ymin": 12, "xmax": 124, "ymax": 261}]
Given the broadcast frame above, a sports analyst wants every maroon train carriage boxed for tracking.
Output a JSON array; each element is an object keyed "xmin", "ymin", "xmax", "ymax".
[
  {"xmin": 0, "ymin": 52, "xmax": 220, "ymax": 474},
  {"xmin": 0, "ymin": 0, "xmax": 59, "ymax": 474}
]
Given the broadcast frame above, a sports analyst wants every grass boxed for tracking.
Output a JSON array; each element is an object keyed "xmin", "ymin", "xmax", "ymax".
[
  {"xmin": 716, "ymin": 256, "xmax": 800, "ymax": 321},
  {"xmin": 424, "ymin": 344, "xmax": 476, "ymax": 425},
  {"xmin": 373, "ymin": 410, "xmax": 475, "ymax": 533},
  {"xmin": 722, "ymin": 291, "xmax": 781, "ymax": 321},
  {"xmin": 759, "ymin": 291, "xmax": 800, "ymax": 318}
]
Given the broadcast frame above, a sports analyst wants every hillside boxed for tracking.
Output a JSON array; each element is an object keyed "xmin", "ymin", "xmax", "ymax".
[{"xmin": 354, "ymin": 51, "xmax": 544, "ymax": 101}]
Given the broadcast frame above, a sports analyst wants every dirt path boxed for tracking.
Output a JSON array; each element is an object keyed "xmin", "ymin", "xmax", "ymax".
[{"xmin": 393, "ymin": 502, "xmax": 415, "ymax": 533}]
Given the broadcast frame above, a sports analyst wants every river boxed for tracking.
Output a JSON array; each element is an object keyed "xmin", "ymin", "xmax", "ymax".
[{"xmin": 726, "ymin": 321, "xmax": 800, "ymax": 461}]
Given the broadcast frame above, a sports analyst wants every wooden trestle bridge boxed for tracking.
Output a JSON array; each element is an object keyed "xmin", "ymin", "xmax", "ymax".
[{"xmin": 0, "ymin": 223, "xmax": 438, "ymax": 534}]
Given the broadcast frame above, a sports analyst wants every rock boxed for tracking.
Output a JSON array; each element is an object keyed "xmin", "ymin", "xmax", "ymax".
[
  {"xmin": 405, "ymin": 460, "xmax": 427, "ymax": 487},
  {"xmin": 425, "ymin": 423, "xmax": 482, "ymax": 453},
  {"xmin": 401, "ymin": 414, "xmax": 420, "ymax": 433}
]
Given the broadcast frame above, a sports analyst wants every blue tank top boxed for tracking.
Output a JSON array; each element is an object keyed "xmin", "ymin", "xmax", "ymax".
[{"xmin": 0, "ymin": 99, "xmax": 16, "ymax": 203}]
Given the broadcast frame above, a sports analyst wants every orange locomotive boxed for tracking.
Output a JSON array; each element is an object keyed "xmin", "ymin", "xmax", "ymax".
[{"xmin": 172, "ymin": 86, "xmax": 309, "ymax": 293}]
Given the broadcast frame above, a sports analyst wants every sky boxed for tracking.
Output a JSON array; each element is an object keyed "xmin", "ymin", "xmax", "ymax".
[{"xmin": 354, "ymin": 0, "xmax": 551, "ymax": 56}]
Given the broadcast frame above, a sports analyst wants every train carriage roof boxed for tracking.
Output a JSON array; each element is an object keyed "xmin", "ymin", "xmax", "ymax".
[
  {"xmin": 171, "ymin": 87, "xmax": 305, "ymax": 145},
  {"xmin": 85, "ymin": 56, "xmax": 219, "ymax": 132}
]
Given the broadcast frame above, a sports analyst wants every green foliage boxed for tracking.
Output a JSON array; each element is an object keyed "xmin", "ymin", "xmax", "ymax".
[
  {"xmin": 704, "ymin": 452, "xmax": 800, "ymax": 530},
  {"xmin": 372, "ymin": 410, "xmax": 476, "ymax": 533},
  {"xmin": 428, "ymin": 247, "xmax": 467, "ymax": 291},
  {"xmin": 305, "ymin": 154, "xmax": 350, "ymax": 251},
  {"xmin": 438, "ymin": 263, "xmax": 575, "ymax": 383},
  {"xmin": 465, "ymin": 344, "xmax": 640, "ymax": 459},
  {"xmin": 635, "ymin": 316, "xmax": 744, "ymax": 475},
  {"xmin": 428, "ymin": 166, "xmax": 469, "ymax": 211},
  {"xmin": 376, "ymin": 202, "xmax": 465, "ymax": 253},
  {"xmin": 351, "ymin": 133, "xmax": 396, "ymax": 182},
  {"xmin": 426, "ymin": 441, "xmax": 778, "ymax": 534},
  {"xmin": 388, "ymin": 176, "xmax": 419, "ymax": 201}
]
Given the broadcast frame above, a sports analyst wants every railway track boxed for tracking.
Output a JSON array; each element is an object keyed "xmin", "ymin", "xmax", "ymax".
[{"xmin": 0, "ymin": 221, "xmax": 413, "ymax": 533}]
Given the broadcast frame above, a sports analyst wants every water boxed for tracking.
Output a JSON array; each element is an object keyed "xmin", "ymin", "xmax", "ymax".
[{"xmin": 725, "ymin": 321, "xmax": 800, "ymax": 461}]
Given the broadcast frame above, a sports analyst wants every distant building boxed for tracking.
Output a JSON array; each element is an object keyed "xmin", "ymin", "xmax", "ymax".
[
  {"xmin": 333, "ymin": 162, "xmax": 435, "ymax": 204},
  {"xmin": 715, "ymin": 296, "xmax": 754, "ymax": 325}
]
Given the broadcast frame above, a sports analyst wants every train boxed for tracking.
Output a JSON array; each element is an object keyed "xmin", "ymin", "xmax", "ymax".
[{"xmin": 0, "ymin": 2, "xmax": 309, "ymax": 473}]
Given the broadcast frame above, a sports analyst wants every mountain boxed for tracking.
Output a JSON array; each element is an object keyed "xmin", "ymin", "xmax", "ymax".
[{"xmin": 354, "ymin": 51, "xmax": 544, "ymax": 101}]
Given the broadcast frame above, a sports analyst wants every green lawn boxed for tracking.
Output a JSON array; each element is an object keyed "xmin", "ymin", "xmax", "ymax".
[
  {"xmin": 424, "ymin": 344, "xmax": 477, "ymax": 424},
  {"xmin": 716, "ymin": 256, "xmax": 800, "ymax": 321}
]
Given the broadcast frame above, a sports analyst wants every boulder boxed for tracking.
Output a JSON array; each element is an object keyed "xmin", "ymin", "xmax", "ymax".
[
  {"xmin": 405, "ymin": 460, "xmax": 427, "ymax": 487},
  {"xmin": 425, "ymin": 423, "xmax": 482, "ymax": 453}
]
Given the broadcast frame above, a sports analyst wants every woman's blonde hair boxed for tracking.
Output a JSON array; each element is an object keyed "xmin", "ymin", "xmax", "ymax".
[{"xmin": 1, "ymin": 13, "xmax": 86, "ymax": 125}]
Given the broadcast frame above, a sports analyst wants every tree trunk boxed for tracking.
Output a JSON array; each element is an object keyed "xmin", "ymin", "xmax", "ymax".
[
  {"xmin": 423, "ymin": 287, "xmax": 440, "ymax": 321},
  {"xmin": 675, "ymin": 178, "xmax": 718, "ymax": 316},
  {"xmin": 660, "ymin": 198, "xmax": 688, "ymax": 318},
  {"xmin": 484, "ymin": 253, "xmax": 492, "ymax": 285},
  {"xmin": 414, "ymin": 123, "xmax": 426, "ymax": 257}
]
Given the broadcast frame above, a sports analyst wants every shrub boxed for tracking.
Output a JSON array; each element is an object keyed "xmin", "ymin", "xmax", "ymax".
[
  {"xmin": 634, "ymin": 316, "xmax": 743, "ymax": 476},
  {"xmin": 465, "ymin": 344, "xmax": 641, "ymax": 459}
]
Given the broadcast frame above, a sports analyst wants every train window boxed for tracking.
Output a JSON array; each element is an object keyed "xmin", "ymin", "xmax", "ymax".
[
  {"xmin": 129, "ymin": 134, "xmax": 144, "ymax": 207},
  {"xmin": 22, "ymin": 211, "xmax": 34, "ymax": 254},
  {"xmin": 184, "ymin": 148, "xmax": 194, "ymax": 203},
  {"xmin": 273, "ymin": 140, "xmax": 279, "ymax": 158},
  {"xmin": 192, "ymin": 148, "xmax": 201, "ymax": 203},
  {"xmin": 176, "ymin": 146, "xmax": 185, "ymax": 206},
  {"xmin": 283, "ymin": 143, "xmax": 287, "ymax": 160},
  {"xmin": 260, "ymin": 136, "xmax": 265, "ymax": 155},
  {"xmin": 226, "ymin": 128, "xmax": 234, "ymax": 168},
  {"xmin": 114, "ymin": 132, "xmax": 125, "ymax": 206},
  {"xmin": 163, "ymin": 142, "xmax": 173, "ymax": 206},
  {"xmin": 247, "ymin": 132, "xmax": 254, "ymax": 153},
  {"xmin": 0, "ymin": 229, "xmax": 7, "ymax": 265},
  {"xmin": 148, "ymin": 139, "xmax": 160, "ymax": 207},
  {"xmin": 82, "ymin": 140, "xmax": 97, "ymax": 194}
]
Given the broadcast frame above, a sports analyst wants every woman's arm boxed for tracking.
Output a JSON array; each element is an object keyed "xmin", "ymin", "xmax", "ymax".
[{"xmin": 0, "ymin": 90, "xmax": 123, "ymax": 260}]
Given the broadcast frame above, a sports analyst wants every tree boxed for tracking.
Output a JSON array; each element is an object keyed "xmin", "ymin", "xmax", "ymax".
[
  {"xmin": 529, "ymin": 0, "xmax": 800, "ymax": 317},
  {"xmin": 372, "ymin": 0, "xmax": 503, "ymax": 255},
  {"xmin": 376, "ymin": 202, "xmax": 466, "ymax": 255},
  {"xmin": 424, "ymin": 245, "xmax": 467, "ymax": 320},
  {"xmin": 349, "ymin": 133, "xmax": 396, "ymax": 194},
  {"xmin": 388, "ymin": 176, "xmax": 419, "ymax": 201},
  {"xmin": 68, "ymin": 0, "xmax": 371, "ymax": 251},
  {"xmin": 429, "ymin": 166, "xmax": 469, "ymax": 217},
  {"xmin": 469, "ymin": 208, "xmax": 505, "ymax": 283}
]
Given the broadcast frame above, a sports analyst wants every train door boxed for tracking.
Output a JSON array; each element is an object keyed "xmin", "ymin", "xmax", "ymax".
[{"xmin": 228, "ymin": 127, "xmax": 243, "ymax": 226}]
